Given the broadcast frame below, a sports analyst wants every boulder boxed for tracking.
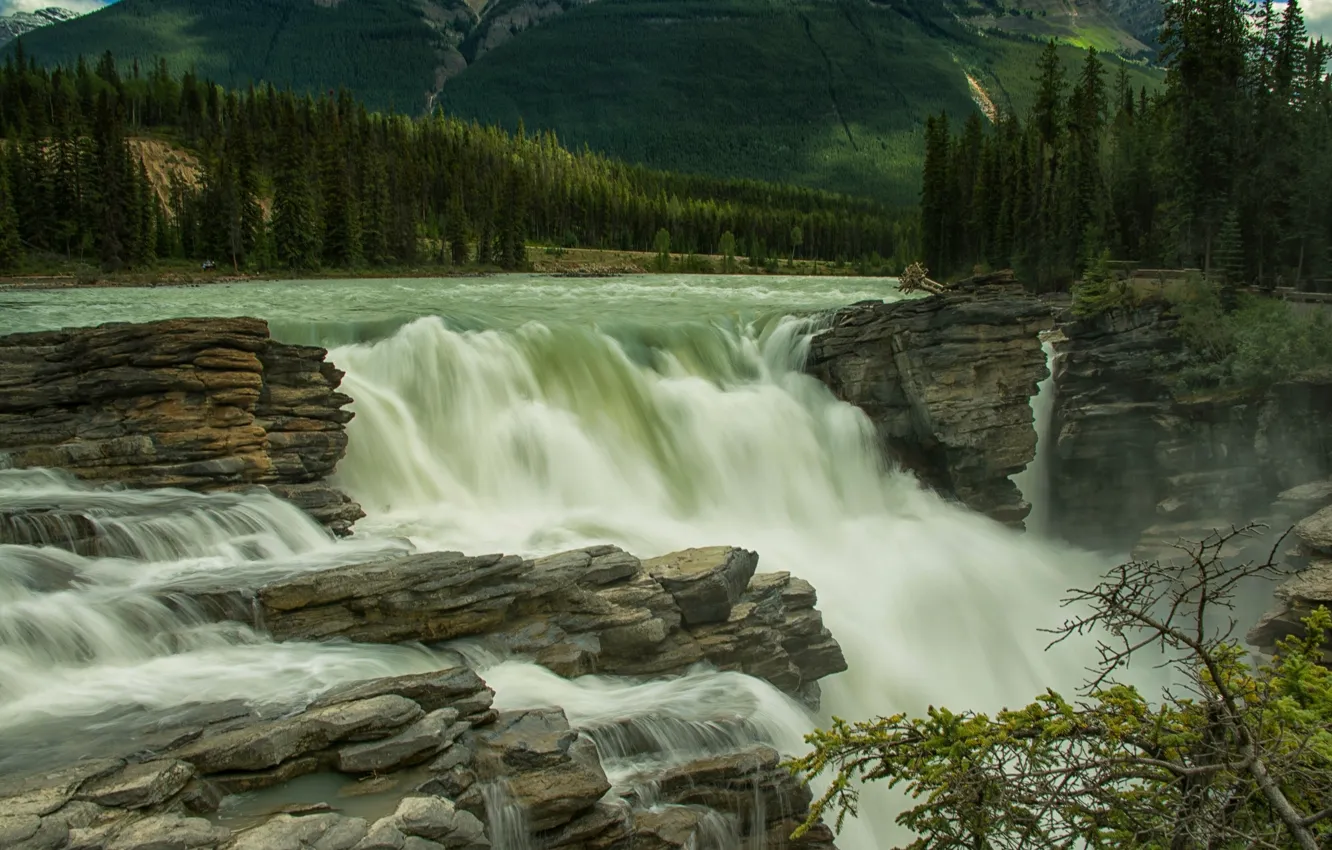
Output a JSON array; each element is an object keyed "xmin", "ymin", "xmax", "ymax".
[
  {"xmin": 1294, "ymin": 506, "xmax": 1332, "ymax": 555},
  {"xmin": 469, "ymin": 710, "xmax": 612, "ymax": 832},
  {"xmin": 0, "ymin": 318, "xmax": 362, "ymax": 534},
  {"xmin": 75, "ymin": 759, "xmax": 196, "ymax": 809},
  {"xmin": 806, "ymin": 271, "xmax": 1053, "ymax": 525},
  {"xmin": 336, "ymin": 710, "xmax": 469, "ymax": 774},
  {"xmin": 645, "ymin": 547, "xmax": 757, "ymax": 625}
]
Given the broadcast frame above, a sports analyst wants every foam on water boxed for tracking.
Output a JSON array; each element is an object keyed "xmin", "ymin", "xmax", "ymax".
[
  {"xmin": 329, "ymin": 313, "xmax": 1113, "ymax": 845},
  {"xmin": 0, "ymin": 277, "xmax": 1114, "ymax": 848}
]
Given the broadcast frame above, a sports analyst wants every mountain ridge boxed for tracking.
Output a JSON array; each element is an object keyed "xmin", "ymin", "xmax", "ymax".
[
  {"xmin": 7, "ymin": 0, "xmax": 1163, "ymax": 203},
  {"xmin": 0, "ymin": 5, "xmax": 80, "ymax": 46}
]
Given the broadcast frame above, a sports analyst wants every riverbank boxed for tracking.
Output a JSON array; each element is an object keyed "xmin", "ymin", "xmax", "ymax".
[{"xmin": 0, "ymin": 248, "xmax": 885, "ymax": 291}]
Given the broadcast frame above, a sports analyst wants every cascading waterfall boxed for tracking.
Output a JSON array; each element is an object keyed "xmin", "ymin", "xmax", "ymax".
[
  {"xmin": 331, "ymin": 313, "xmax": 1114, "ymax": 846},
  {"xmin": 0, "ymin": 276, "xmax": 1124, "ymax": 850},
  {"xmin": 1012, "ymin": 338, "xmax": 1060, "ymax": 536},
  {"xmin": 0, "ymin": 469, "xmax": 434, "ymax": 736}
]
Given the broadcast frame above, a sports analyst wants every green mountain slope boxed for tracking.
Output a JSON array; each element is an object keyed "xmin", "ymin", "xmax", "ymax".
[
  {"xmin": 438, "ymin": 0, "xmax": 1160, "ymax": 202},
  {"xmin": 11, "ymin": 0, "xmax": 1161, "ymax": 203},
  {"xmin": 9, "ymin": 0, "xmax": 475, "ymax": 113}
]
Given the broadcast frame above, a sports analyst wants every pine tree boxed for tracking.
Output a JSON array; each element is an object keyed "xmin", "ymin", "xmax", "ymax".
[
  {"xmin": 447, "ymin": 190, "xmax": 469, "ymax": 267},
  {"xmin": 271, "ymin": 107, "xmax": 321, "ymax": 270},
  {"xmin": 1215, "ymin": 207, "xmax": 1245, "ymax": 309},
  {"xmin": 0, "ymin": 157, "xmax": 22, "ymax": 270}
]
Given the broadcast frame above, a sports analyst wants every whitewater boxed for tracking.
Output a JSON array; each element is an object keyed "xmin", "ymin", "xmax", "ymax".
[{"xmin": 0, "ymin": 274, "xmax": 1113, "ymax": 847}]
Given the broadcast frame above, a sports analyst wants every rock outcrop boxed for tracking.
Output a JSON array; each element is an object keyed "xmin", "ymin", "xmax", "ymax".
[
  {"xmin": 0, "ymin": 318, "xmax": 363, "ymax": 534},
  {"xmin": 182, "ymin": 545, "xmax": 846, "ymax": 704},
  {"xmin": 1048, "ymin": 304, "xmax": 1332, "ymax": 553},
  {"xmin": 1248, "ymin": 492, "xmax": 1332, "ymax": 663},
  {"xmin": 0, "ymin": 544, "xmax": 848, "ymax": 850},
  {"xmin": 0, "ymin": 666, "xmax": 836, "ymax": 850},
  {"xmin": 806, "ymin": 270, "xmax": 1054, "ymax": 525}
]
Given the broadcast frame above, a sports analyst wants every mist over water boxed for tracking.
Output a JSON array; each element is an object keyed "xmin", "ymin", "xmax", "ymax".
[
  {"xmin": 329, "ymin": 308, "xmax": 1111, "ymax": 845},
  {"xmin": 0, "ymin": 276, "xmax": 1116, "ymax": 847}
]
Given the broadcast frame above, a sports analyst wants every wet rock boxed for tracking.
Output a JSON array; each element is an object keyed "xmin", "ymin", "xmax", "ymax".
[
  {"xmin": 0, "ymin": 759, "xmax": 124, "ymax": 816},
  {"xmin": 77, "ymin": 759, "xmax": 196, "ymax": 809},
  {"xmin": 313, "ymin": 668, "xmax": 490, "ymax": 715},
  {"xmin": 1295, "ymin": 506, "xmax": 1332, "ymax": 555},
  {"xmin": 633, "ymin": 746, "xmax": 813, "ymax": 833},
  {"xmin": 1248, "ymin": 558, "xmax": 1332, "ymax": 663},
  {"xmin": 352, "ymin": 819, "xmax": 406, "ymax": 850},
  {"xmin": 391, "ymin": 796, "xmax": 483, "ymax": 844},
  {"xmin": 0, "ymin": 815, "xmax": 41, "ymax": 846},
  {"xmin": 171, "ymin": 696, "xmax": 422, "ymax": 773},
  {"xmin": 102, "ymin": 813, "xmax": 231, "ymax": 850},
  {"xmin": 470, "ymin": 710, "xmax": 611, "ymax": 831},
  {"xmin": 0, "ymin": 317, "xmax": 361, "ymax": 533},
  {"xmin": 630, "ymin": 807, "xmax": 729, "ymax": 850},
  {"xmin": 538, "ymin": 801, "xmax": 630, "ymax": 850},
  {"xmin": 336, "ymin": 710, "xmax": 467, "ymax": 774},
  {"xmin": 807, "ymin": 271, "xmax": 1053, "ymax": 525},
  {"xmin": 645, "ymin": 547, "xmax": 757, "ymax": 625},
  {"xmin": 224, "ymin": 812, "xmax": 369, "ymax": 850}
]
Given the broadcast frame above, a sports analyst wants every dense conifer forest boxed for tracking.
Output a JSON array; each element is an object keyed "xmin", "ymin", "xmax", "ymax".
[
  {"xmin": 920, "ymin": 0, "xmax": 1332, "ymax": 290},
  {"xmin": 0, "ymin": 46, "xmax": 916, "ymax": 274}
]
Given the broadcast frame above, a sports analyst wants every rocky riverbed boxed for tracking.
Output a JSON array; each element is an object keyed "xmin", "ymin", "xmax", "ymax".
[{"xmin": 0, "ymin": 541, "xmax": 846, "ymax": 850}]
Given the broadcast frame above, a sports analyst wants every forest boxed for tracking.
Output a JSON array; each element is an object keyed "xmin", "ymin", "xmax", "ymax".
[
  {"xmin": 920, "ymin": 0, "xmax": 1332, "ymax": 290},
  {"xmin": 0, "ymin": 45, "xmax": 916, "ymax": 274}
]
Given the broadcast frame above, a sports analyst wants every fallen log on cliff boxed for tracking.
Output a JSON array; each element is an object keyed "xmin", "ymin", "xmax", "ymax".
[{"xmin": 0, "ymin": 317, "xmax": 362, "ymax": 534}]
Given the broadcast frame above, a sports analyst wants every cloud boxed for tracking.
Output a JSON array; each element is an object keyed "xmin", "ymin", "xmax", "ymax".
[
  {"xmin": 1275, "ymin": 0, "xmax": 1332, "ymax": 40},
  {"xmin": 1, "ymin": 0, "xmax": 111, "ymax": 15}
]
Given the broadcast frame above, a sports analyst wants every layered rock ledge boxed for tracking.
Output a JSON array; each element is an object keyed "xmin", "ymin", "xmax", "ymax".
[
  {"xmin": 806, "ymin": 270, "xmax": 1053, "ymax": 524},
  {"xmin": 184, "ymin": 544, "xmax": 847, "ymax": 704},
  {"xmin": 0, "ymin": 667, "xmax": 837, "ymax": 850},
  {"xmin": 0, "ymin": 318, "xmax": 362, "ymax": 534},
  {"xmin": 1048, "ymin": 304, "xmax": 1332, "ymax": 553},
  {"xmin": 0, "ymin": 543, "xmax": 847, "ymax": 850},
  {"xmin": 1249, "ymin": 493, "xmax": 1332, "ymax": 663}
]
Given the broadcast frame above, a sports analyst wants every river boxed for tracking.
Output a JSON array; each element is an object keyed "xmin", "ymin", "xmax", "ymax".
[{"xmin": 0, "ymin": 274, "xmax": 1112, "ymax": 847}]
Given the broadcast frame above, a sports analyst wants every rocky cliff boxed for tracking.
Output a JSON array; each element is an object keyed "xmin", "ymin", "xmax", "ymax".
[
  {"xmin": 0, "ymin": 543, "xmax": 847, "ymax": 850},
  {"xmin": 1048, "ymin": 304, "xmax": 1332, "ymax": 554},
  {"xmin": 0, "ymin": 6, "xmax": 79, "ymax": 47},
  {"xmin": 806, "ymin": 270, "xmax": 1054, "ymax": 525},
  {"xmin": 0, "ymin": 317, "xmax": 363, "ymax": 534}
]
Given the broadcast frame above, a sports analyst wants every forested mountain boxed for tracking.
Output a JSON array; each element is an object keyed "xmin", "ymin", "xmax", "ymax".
[
  {"xmin": 0, "ymin": 50, "xmax": 915, "ymax": 274},
  {"xmin": 6, "ymin": 0, "xmax": 1161, "ymax": 203},
  {"xmin": 0, "ymin": 6, "xmax": 80, "ymax": 46},
  {"xmin": 920, "ymin": 0, "xmax": 1332, "ymax": 290}
]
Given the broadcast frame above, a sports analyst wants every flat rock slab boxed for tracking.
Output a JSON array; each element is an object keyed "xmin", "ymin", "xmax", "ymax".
[{"xmin": 645, "ymin": 547, "xmax": 757, "ymax": 625}]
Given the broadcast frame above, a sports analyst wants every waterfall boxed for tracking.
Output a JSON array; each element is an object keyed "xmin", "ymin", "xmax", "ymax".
[
  {"xmin": 0, "ymin": 469, "xmax": 431, "ymax": 731},
  {"xmin": 331, "ymin": 314, "xmax": 1112, "ymax": 847},
  {"xmin": 1013, "ymin": 338, "xmax": 1061, "ymax": 536}
]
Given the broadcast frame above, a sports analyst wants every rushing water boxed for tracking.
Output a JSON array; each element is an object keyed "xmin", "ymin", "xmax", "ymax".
[{"xmin": 0, "ymin": 275, "xmax": 1113, "ymax": 847}]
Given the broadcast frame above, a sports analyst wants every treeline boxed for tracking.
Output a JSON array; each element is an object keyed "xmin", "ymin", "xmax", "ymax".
[
  {"xmin": 0, "ymin": 45, "xmax": 917, "ymax": 273},
  {"xmin": 921, "ymin": 0, "xmax": 1332, "ymax": 290}
]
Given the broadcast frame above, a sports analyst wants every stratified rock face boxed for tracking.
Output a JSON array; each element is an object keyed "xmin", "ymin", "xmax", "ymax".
[
  {"xmin": 806, "ymin": 271, "xmax": 1053, "ymax": 525},
  {"xmin": 186, "ymin": 544, "xmax": 847, "ymax": 702},
  {"xmin": 1049, "ymin": 305, "xmax": 1332, "ymax": 553},
  {"xmin": 0, "ymin": 669, "xmax": 837, "ymax": 850},
  {"xmin": 0, "ymin": 317, "xmax": 363, "ymax": 533},
  {"xmin": 1248, "ymin": 499, "xmax": 1332, "ymax": 664}
]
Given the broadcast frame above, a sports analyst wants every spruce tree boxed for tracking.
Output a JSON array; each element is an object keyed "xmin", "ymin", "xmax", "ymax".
[{"xmin": 0, "ymin": 158, "xmax": 22, "ymax": 270}]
